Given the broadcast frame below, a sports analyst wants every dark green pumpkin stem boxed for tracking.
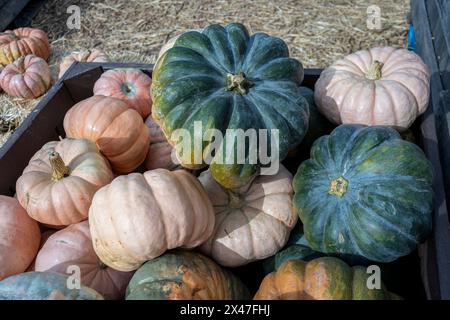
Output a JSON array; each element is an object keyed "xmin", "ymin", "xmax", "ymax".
[
  {"xmin": 228, "ymin": 190, "xmax": 244, "ymax": 209},
  {"xmin": 329, "ymin": 176, "xmax": 349, "ymax": 197},
  {"xmin": 227, "ymin": 73, "xmax": 252, "ymax": 95},
  {"xmin": 49, "ymin": 151, "xmax": 70, "ymax": 181},
  {"xmin": 365, "ymin": 60, "xmax": 383, "ymax": 80}
]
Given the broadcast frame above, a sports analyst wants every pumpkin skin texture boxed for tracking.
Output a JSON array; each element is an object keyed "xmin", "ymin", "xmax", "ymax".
[
  {"xmin": 27, "ymin": 230, "xmax": 56, "ymax": 272},
  {"xmin": 126, "ymin": 250, "xmax": 249, "ymax": 300},
  {"xmin": 314, "ymin": 47, "xmax": 430, "ymax": 131},
  {"xmin": 89, "ymin": 169, "xmax": 215, "ymax": 272},
  {"xmin": 0, "ymin": 54, "xmax": 51, "ymax": 99},
  {"xmin": 152, "ymin": 23, "xmax": 309, "ymax": 189},
  {"xmin": 58, "ymin": 49, "xmax": 109, "ymax": 78},
  {"xmin": 0, "ymin": 196, "xmax": 41, "ymax": 280},
  {"xmin": 93, "ymin": 68, "xmax": 152, "ymax": 118},
  {"xmin": 293, "ymin": 124, "xmax": 434, "ymax": 262},
  {"xmin": 199, "ymin": 164, "xmax": 297, "ymax": 267},
  {"xmin": 63, "ymin": 95, "xmax": 150, "ymax": 173},
  {"xmin": 0, "ymin": 28, "xmax": 50, "ymax": 66},
  {"xmin": 254, "ymin": 257, "xmax": 400, "ymax": 300},
  {"xmin": 0, "ymin": 272, "xmax": 104, "ymax": 300},
  {"xmin": 16, "ymin": 138, "xmax": 114, "ymax": 226},
  {"xmin": 35, "ymin": 221, "xmax": 133, "ymax": 300}
]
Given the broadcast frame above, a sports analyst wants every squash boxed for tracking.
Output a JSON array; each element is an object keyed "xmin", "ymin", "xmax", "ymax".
[
  {"xmin": 89, "ymin": 169, "xmax": 215, "ymax": 272},
  {"xmin": 27, "ymin": 230, "xmax": 56, "ymax": 272},
  {"xmin": 254, "ymin": 257, "xmax": 400, "ymax": 300},
  {"xmin": 151, "ymin": 23, "xmax": 309, "ymax": 189},
  {"xmin": 93, "ymin": 68, "xmax": 152, "ymax": 118},
  {"xmin": 314, "ymin": 47, "xmax": 430, "ymax": 130},
  {"xmin": 126, "ymin": 250, "xmax": 249, "ymax": 300},
  {"xmin": 35, "ymin": 221, "xmax": 133, "ymax": 300},
  {"xmin": 16, "ymin": 138, "xmax": 113, "ymax": 226},
  {"xmin": 293, "ymin": 124, "xmax": 434, "ymax": 262},
  {"xmin": 0, "ymin": 27, "xmax": 50, "ymax": 65},
  {"xmin": 0, "ymin": 196, "xmax": 41, "ymax": 280},
  {"xmin": 0, "ymin": 272, "xmax": 103, "ymax": 300},
  {"xmin": 63, "ymin": 95, "xmax": 150, "ymax": 173},
  {"xmin": 198, "ymin": 164, "xmax": 297, "ymax": 267},
  {"xmin": 58, "ymin": 49, "xmax": 108, "ymax": 78},
  {"xmin": 0, "ymin": 54, "xmax": 51, "ymax": 99}
]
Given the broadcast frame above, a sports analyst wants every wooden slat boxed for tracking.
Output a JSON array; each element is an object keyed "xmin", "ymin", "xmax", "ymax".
[{"xmin": 0, "ymin": 0, "xmax": 30, "ymax": 31}]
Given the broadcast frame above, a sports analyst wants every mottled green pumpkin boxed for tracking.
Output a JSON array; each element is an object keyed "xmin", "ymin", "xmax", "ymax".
[
  {"xmin": 293, "ymin": 124, "xmax": 433, "ymax": 262},
  {"xmin": 0, "ymin": 272, "xmax": 104, "ymax": 300},
  {"xmin": 151, "ymin": 23, "xmax": 309, "ymax": 189},
  {"xmin": 126, "ymin": 250, "xmax": 249, "ymax": 300}
]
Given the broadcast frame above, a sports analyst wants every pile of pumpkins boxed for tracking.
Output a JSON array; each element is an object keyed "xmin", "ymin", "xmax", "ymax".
[{"xmin": 0, "ymin": 23, "xmax": 434, "ymax": 300}]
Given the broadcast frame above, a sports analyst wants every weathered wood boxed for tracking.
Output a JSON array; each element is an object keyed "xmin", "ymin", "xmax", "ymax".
[{"xmin": 0, "ymin": 0, "xmax": 30, "ymax": 31}]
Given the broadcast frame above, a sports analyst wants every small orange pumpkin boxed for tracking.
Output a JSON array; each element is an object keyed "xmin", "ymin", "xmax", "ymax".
[{"xmin": 58, "ymin": 49, "xmax": 109, "ymax": 78}]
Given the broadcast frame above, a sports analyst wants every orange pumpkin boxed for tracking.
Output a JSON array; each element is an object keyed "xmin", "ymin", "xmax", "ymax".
[
  {"xmin": 63, "ymin": 95, "xmax": 150, "ymax": 173},
  {"xmin": 58, "ymin": 49, "xmax": 109, "ymax": 78},
  {"xmin": 27, "ymin": 230, "xmax": 56, "ymax": 272},
  {"xmin": 0, "ymin": 195, "xmax": 41, "ymax": 280}
]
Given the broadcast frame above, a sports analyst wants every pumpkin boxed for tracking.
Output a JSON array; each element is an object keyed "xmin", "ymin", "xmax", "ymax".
[
  {"xmin": 58, "ymin": 49, "xmax": 109, "ymax": 78},
  {"xmin": 198, "ymin": 164, "xmax": 297, "ymax": 267},
  {"xmin": 144, "ymin": 115, "xmax": 178, "ymax": 170},
  {"xmin": 93, "ymin": 68, "xmax": 152, "ymax": 118},
  {"xmin": 16, "ymin": 138, "xmax": 114, "ymax": 226},
  {"xmin": 0, "ymin": 196, "xmax": 41, "ymax": 280},
  {"xmin": 151, "ymin": 23, "xmax": 309, "ymax": 189},
  {"xmin": 27, "ymin": 230, "xmax": 56, "ymax": 272},
  {"xmin": 314, "ymin": 47, "xmax": 430, "ymax": 130},
  {"xmin": 254, "ymin": 257, "xmax": 400, "ymax": 300},
  {"xmin": 156, "ymin": 28, "xmax": 203, "ymax": 64},
  {"xmin": 0, "ymin": 27, "xmax": 50, "ymax": 65},
  {"xmin": 0, "ymin": 272, "xmax": 103, "ymax": 300},
  {"xmin": 0, "ymin": 54, "xmax": 51, "ymax": 99},
  {"xmin": 63, "ymin": 95, "xmax": 150, "ymax": 173},
  {"xmin": 293, "ymin": 124, "xmax": 434, "ymax": 262},
  {"xmin": 35, "ymin": 221, "xmax": 133, "ymax": 300},
  {"xmin": 126, "ymin": 250, "xmax": 249, "ymax": 300},
  {"xmin": 89, "ymin": 169, "xmax": 215, "ymax": 272}
]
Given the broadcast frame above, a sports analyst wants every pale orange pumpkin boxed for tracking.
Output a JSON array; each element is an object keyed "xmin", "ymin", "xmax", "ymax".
[
  {"xmin": 314, "ymin": 47, "xmax": 430, "ymax": 130},
  {"xmin": 16, "ymin": 138, "xmax": 114, "ymax": 226},
  {"xmin": 58, "ymin": 49, "xmax": 109, "ymax": 78},
  {"xmin": 93, "ymin": 68, "xmax": 152, "ymax": 118},
  {"xmin": 27, "ymin": 230, "xmax": 56, "ymax": 272},
  {"xmin": 0, "ymin": 54, "xmax": 51, "ymax": 99},
  {"xmin": 35, "ymin": 221, "xmax": 133, "ymax": 300},
  {"xmin": 0, "ymin": 195, "xmax": 41, "ymax": 280},
  {"xmin": 89, "ymin": 169, "xmax": 215, "ymax": 272},
  {"xmin": 0, "ymin": 27, "xmax": 50, "ymax": 66},
  {"xmin": 63, "ymin": 95, "xmax": 150, "ymax": 173}
]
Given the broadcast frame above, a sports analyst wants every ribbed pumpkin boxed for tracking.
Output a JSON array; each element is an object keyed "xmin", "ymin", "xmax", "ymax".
[
  {"xmin": 0, "ymin": 27, "xmax": 50, "ymax": 65},
  {"xmin": 63, "ymin": 95, "xmax": 150, "ymax": 173},
  {"xmin": 199, "ymin": 164, "xmax": 297, "ymax": 267},
  {"xmin": 35, "ymin": 221, "xmax": 133, "ymax": 300},
  {"xmin": 0, "ymin": 54, "xmax": 51, "ymax": 99},
  {"xmin": 126, "ymin": 250, "xmax": 249, "ymax": 300},
  {"xmin": 89, "ymin": 169, "xmax": 215, "ymax": 272},
  {"xmin": 314, "ymin": 47, "xmax": 430, "ymax": 130},
  {"xmin": 0, "ymin": 272, "xmax": 104, "ymax": 300},
  {"xmin": 58, "ymin": 49, "xmax": 108, "ymax": 78},
  {"xmin": 0, "ymin": 196, "xmax": 41, "ymax": 280},
  {"xmin": 93, "ymin": 68, "xmax": 152, "ymax": 118},
  {"xmin": 152, "ymin": 23, "xmax": 309, "ymax": 189},
  {"xmin": 16, "ymin": 138, "xmax": 113, "ymax": 226},
  {"xmin": 27, "ymin": 230, "xmax": 56, "ymax": 272},
  {"xmin": 293, "ymin": 124, "xmax": 434, "ymax": 262},
  {"xmin": 254, "ymin": 257, "xmax": 400, "ymax": 300}
]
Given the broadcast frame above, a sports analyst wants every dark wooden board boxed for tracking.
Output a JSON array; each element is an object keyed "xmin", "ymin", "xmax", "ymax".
[{"xmin": 0, "ymin": 0, "xmax": 30, "ymax": 31}]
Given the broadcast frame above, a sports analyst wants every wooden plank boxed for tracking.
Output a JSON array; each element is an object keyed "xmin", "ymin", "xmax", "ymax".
[
  {"xmin": 0, "ymin": 0, "xmax": 30, "ymax": 31},
  {"xmin": 6, "ymin": 0, "xmax": 47, "ymax": 29}
]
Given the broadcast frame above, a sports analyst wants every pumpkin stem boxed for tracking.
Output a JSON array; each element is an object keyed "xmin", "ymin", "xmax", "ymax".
[
  {"xmin": 97, "ymin": 260, "xmax": 108, "ymax": 270},
  {"xmin": 80, "ymin": 50, "xmax": 92, "ymax": 61},
  {"xmin": 365, "ymin": 60, "xmax": 383, "ymax": 80},
  {"xmin": 15, "ymin": 57, "xmax": 26, "ymax": 73},
  {"xmin": 228, "ymin": 190, "xmax": 244, "ymax": 209},
  {"xmin": 49, "ymin": 151, "xmax": 70, "ymax": 181},
  {"xmin": 227, "ymin": 73, "xmax": 252, "ymax": 95},
  {"xmin": 329, "ymin": 176, "xmax": 349, "ymax": 197}
]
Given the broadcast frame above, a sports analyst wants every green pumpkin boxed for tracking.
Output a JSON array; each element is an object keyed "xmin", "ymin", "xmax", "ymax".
[
  {"xmin": 0, "ymin": 272, "xmax": 104, "ymax": 300},
  {"xmin": 126, "ymin": 250, "xmax": 249, "ymax": 300},
  {"xmin": 151, "ymin": 23, "xmax": 309, "ymax": 189},
  {"xmin": 293, "ymin": 124, "xmax": 433, "ymax": 262}
]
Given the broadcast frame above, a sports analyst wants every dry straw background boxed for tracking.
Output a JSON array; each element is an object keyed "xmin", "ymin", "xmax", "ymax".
[{"xmin": 0, "ymin": 0, "xmax": 410, "ymax": 146}]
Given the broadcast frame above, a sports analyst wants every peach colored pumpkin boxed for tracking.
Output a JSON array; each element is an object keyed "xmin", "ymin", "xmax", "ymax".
[
  {"xmin": 0, "ymin": 195, "xmax": 41, "ymax": 280},
  {"xmin": 93, "ymin": 68, "xmax": 152, "ymax": 118},
  {"xmin": 199, "ymin": 164, "xmax": 297, "ymax": 267},
  {"xmin": 89, "ymin": 169, "xmax": 215, "ymax": 272},
  {"xmin": 27, "ymin": 230, "xmax": 56, "ymax": 272},
  {"xmin": 63, "ymin": 95, "xmax": 150, "ymax": 173},
  {"xmin": 0, "ymin": 54, "xmax": 51, "ymax": 99},
  {"xmin": 314, "ymin": 47, "xmax": 430, "ymax": 131},
  {"xmin": 16, "ymin": 138, "xmax": 113, "ymax": 226},
  {"xmin": 0, "ymin": 27, "xmax": 50, "ymax": 66},
  {"xmin": 35, "ymin": 221, "xmax": 133, "ymax": 300},
  {"xmin": 58, "ymin": 49, "xmax": 109, "ymax": 78}
]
